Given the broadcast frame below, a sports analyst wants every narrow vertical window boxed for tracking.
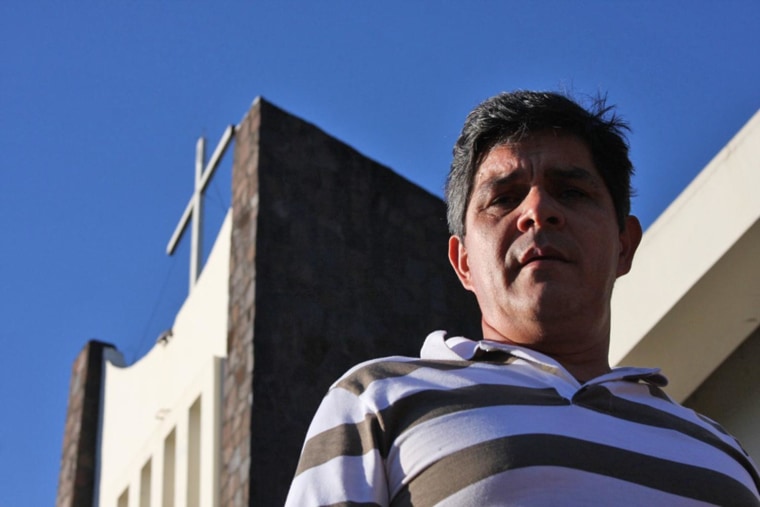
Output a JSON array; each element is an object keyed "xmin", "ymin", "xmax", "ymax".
[
  {"xmin": 140, "ymin": 458, "xmax": 152, "ymax": 507},
  {"xmin": 162, "ymin": 429, "xmax": 176, "ymax": 507},
  {"xmin": 117, "ymin": 487, "xmax": 129, "ymax": 507},
  {"xmin": 187, "ymin": 397, "xmax": 202, "ymax": 507}
]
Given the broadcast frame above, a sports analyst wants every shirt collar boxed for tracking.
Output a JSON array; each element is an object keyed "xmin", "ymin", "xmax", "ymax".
[{"xmin": 420, "ymin": 330, "xmax": 668, "ymax": 387}]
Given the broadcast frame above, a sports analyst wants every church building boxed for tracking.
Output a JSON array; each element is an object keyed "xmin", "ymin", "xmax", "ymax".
[{"xmin": 56, "ymin": 98, "xmax": 760, "ymax": 507}]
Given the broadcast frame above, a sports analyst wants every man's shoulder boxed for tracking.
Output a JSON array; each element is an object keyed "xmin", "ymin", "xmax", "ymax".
[{"xmin": 331, "ymin": 353, "xmax": 472, "ymax": 397}]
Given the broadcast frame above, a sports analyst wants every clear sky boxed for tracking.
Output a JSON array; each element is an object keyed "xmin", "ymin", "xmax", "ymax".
[{"xmin": 2, "ymin": 2, "xmax": 759, "ymax": 505}]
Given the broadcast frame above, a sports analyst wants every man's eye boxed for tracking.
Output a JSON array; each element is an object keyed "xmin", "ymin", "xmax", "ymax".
[
  {"xmin": 559, "ymin": 187, "xmax": 588, "ymax": 200},
  {"xmin": 489, "ymin": 194, "xmax": 522, "ymax": 208}
]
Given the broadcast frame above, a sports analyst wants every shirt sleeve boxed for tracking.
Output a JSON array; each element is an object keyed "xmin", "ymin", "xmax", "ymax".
[{"xmin": 285, "ymin": 385, "xmax": 389, "ymax": 507}]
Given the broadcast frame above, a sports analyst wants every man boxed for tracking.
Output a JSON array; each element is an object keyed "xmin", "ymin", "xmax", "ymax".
[{"xmin": 286, "ymin": 91, "xmax": 760, "ymax": 506}]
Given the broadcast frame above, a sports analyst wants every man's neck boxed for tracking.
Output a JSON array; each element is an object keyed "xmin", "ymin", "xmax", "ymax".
[{"xmin": 481, "ymin": 319, "xmax": 611, "ymax": 383}]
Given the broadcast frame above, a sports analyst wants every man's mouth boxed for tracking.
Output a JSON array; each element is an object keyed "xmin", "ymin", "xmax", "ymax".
[{"xmin": 519, "ymin": 247, "xmax": 568, "ymax": 266}]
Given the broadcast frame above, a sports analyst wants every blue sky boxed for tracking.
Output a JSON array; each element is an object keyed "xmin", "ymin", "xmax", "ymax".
[{"xmin": 2, "ymin": 2, "xmax": 759, "ymax": 505}]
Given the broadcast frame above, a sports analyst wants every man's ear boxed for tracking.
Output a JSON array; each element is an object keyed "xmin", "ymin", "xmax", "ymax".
[
  {"xmin": 616, "ymin": 215, "xmax": 643, "ymax": 277},
  {"xmin": 449, "ymin": 235, "xmax": 474, "ymax": 290}
]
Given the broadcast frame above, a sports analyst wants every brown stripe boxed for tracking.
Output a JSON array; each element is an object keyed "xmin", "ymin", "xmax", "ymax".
[
  {"xmin": 573, "ymin": 384, "xmax": 760, "ymax": 488},
  {"xmin": 294, "ymin": 414, "xmax": 381, "ymax": 476},
  {"xmin": 334, "ymin": 359, "xmax": 473, "ymax": 396},
  {"xmin": 324, "ymin": 503, "xmax": 382, "ymax": 507},
  {"xmin": 696, "ymin": 412, "xmax": 731, "ymax": 436},
  {"xmin": 379, "ymin": 384, "xmax": 568, "ymax": 457},
  {"xmin": 646, "ymin": 383, "xmax": 673, "ymax": 402},
  {"xmin": 391, "ymin": 434, "xmax": 759, "ymax": 507}
]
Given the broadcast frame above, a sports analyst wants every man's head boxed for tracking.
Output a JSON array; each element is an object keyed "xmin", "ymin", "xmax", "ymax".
[
  {"xmin": 445, "ymin": 91, "xmax": 642, "ymax": 375},
  {"xmin": 446, "ymin": 91, "xmax": 633, "ymax": 238}
]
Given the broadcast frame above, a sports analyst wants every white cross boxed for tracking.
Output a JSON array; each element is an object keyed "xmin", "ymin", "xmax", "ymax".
[{"xmin": 166, "ymin": 125, "xmax": 235, "ymax": 292}]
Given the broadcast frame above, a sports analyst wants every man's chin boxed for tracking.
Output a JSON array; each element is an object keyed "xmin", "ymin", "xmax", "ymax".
[{"xmin": 517, "ymin": 289, "xmax": 580, "ymax": 321}]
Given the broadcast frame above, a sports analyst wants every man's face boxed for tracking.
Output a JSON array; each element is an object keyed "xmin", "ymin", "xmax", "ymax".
[{"xmin": 448, "ymin": 131, "xmax": 641, "ymax": 349}]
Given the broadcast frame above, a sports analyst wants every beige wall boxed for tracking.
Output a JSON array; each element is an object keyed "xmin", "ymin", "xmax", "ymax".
[{"xmin": 97, "ymin": 212, "xmax": 231, "ymax": 507}]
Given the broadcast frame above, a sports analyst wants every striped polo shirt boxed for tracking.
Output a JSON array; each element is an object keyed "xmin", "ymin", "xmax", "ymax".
[{"xmin": 286, "ymin": 331, "xmax": 760, "ymax": 506}]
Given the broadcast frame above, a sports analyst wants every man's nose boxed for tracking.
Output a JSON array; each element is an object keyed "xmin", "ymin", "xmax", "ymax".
[{"xmin": 516, "ymin": 187, "xmax": 565, "ymax": 231}]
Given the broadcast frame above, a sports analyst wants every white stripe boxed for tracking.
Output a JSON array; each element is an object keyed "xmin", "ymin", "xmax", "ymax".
[
  {"xmin": 303, "ymin": 388, "xmax": 370, "ymax": 439},
  {"xmin": 355, "ymin": 360, "xmax": 571, "ymax": 413},
  {"xmin": 285, "ymin": 451, "xmax": 388, "ymax": 507},
  {"xmin": 330, "ymin": 354, "xmax": 418, "ymax": 389},
  {"xmin": 439, "ymin": 466, "xmax": 718, "ymax": 507}
]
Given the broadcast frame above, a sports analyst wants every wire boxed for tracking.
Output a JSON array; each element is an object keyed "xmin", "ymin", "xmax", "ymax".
[{"xmin": 131, "ymin": 256, "xmax": 180, "ymax": 364}]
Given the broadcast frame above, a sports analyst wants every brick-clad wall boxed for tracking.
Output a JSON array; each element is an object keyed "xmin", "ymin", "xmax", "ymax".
[
  {"xmin": 221, "ymin": 98, "xmax": 481, "ymax": 506},
  {"xmin": 56, "ymin": 340, "xmax": 116, "ymax": 507},
  {"xmin": 220, "ymin": 100, "xmax": 261, "ymax": 507}
]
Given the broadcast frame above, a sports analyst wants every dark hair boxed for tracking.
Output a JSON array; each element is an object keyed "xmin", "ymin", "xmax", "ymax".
[{"xmin": 445, "ymin": 91, "xmax": 633, "ymax": 236}]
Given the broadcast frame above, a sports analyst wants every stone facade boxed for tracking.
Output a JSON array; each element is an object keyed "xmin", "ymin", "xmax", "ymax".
[
  {"xmin": 220, "ymin": 99, "xmax": 261, "ymax": 507},
  {"xmin": 56, "ymin": 341, "xmax": 117, "ymax": 507},
  {"xmin": 220, "ymin": 98, "xmax": 481, "ymax": 506}
]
